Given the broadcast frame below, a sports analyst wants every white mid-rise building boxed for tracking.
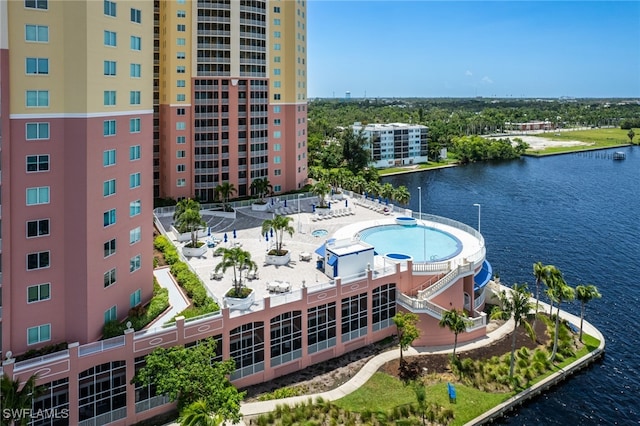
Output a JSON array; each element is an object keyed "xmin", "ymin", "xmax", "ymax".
[{"xmin": 352, "ymin": 122, "xmax": 429, "ymax": 168}]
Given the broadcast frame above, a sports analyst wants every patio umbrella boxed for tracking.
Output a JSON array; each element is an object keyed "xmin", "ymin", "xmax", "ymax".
[
  {"xmin": 345, "ymin": 199, "xmax": 348, "ymax": 207},
  {"xmin": 270, "ymin": 228, "xmax": 273, "ymax": 238},
  {"xmin": 265, "ymin": 232, "xmax": 269, "ymax": 241},
  {"xmin": 223, "ymin": 233, "xmax": 228, "ymax": 243},
  {"xmin": 312, "ymin": 204, "xmax": 316, "ymax": 213},
  {"xmin": 233, "ymin": 229, "xmax": 237, "ymax": 238},
  {"xmin": 284, "ymin": 199, "xmax": 287, "ymax": 207},
  {"xmin": 207, "ymin": 227, "xmax": 211, "ymax": 236},
  {"xmin": 328, "ymin": 202, "xmax": 331, "ymax": 209}
]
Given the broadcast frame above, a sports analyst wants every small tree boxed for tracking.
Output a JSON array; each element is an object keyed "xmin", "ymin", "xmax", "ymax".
[
  {"xmin": 438, "ymin": 309, "xmax": 470, "ymax": 358},
  {"xmin": 173, "ymin": 198, "xmax": 206, "ymax": 248},
  {"xmin": 490, "ymin": 283, "xmax": 536, "ymax": 378},
  {"xmin": 575, "ymin": 284, "xmax": 602, "ymax": 343},
  {"xmin": 132, "ymin": 338, "xmax": 244, "ymax": 423},
  {"xmin": 250, "ymin": 178, "xmax": 272, "ymax": 201},
  {"xmin": 214, "ymin": 246, "xmax": 257, "ymax": 297},
  {"xmin": 311, "ymin": 180, "xmax": 331, "ymax": 207},
  {"xmin": 392, "ymin": 185, "xmax": 410, "ymax": 205},
  {"xmin": 214, "ymin": 182, "xmax": 236, "ymax": 205},
  {"xmin": 180, "ymin": 400, "xmax": 223, "ymax": 426},
  {"xmin": 261, "ymin": 215, "xmax": 294, "ymax": 256},
  {"xmin": 628, "ymin": 128, "xmax": 635, "ymax": 143},
  {"xmin": 392, "ymin": 312, "xmax": 420, "ymax": 365}
]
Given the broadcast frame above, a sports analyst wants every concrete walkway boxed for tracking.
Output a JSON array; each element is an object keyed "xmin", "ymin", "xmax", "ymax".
[{"xmin": 151, "ymin": 267, "xmax": 190, "ymax": 326}]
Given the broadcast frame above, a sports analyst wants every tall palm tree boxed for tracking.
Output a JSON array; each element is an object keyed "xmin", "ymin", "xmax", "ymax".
[
  {"xmin": 214, "ymin": 182, "xmax": 236, "ymax": 205},
  {"xmin": 311, "ymin": 180, "xmax": 331, "ymax": 207},
  {"xmin": 180, "ymin": 400, "xmax": 222, "ymax": 426},
  {"xmin": 490, "ymin": 283, "xmax": 536, "ymax": 378},
  {"xmin": 173, "ymin": 198, "xmax": 206, "ymax": 248},
  {"xmin": 213, "ymin": 246, "xmax": 257, "ymax": 297},
  {"xmin": 544, "ymin": 265, "xmax": 563, "ymax": 316},
  {"xmin": 250, "ymin": 178, "xmax": 272, "ymax": 201},
  {"xmin": 1, "ymin": 373, "xmax": 43, "ymax": 426},
  {"xmin": 575, "ymin": 284, "xmax": 601, "ymax": 343},
  {"xmin": 380, "ymin": 182, "xmax": 395, "ymax": 201},
  {"xmin": 261, "ymin": 215, "xmax": 294, "ymax": 255},
  {"xmin": 438, "ymin": 309, "xmax": 470, "ymax": 358},
  {"xmin": 547, "ymin": 276, "xmax": 575, "ymax": 362},
  {"xmin": 392, "ymin": 185, "xmax": 410, "ymax": 205}
]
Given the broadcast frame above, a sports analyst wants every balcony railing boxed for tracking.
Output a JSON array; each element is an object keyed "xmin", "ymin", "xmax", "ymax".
[
  {"xmin": 78, "ymin": 335, "xmax": 125, "ymax": 357},
  {"xmin": 13, "ymin": 350, "xmax": 70, "ymax": 373},
  {"xmin": 417, "ymin": 262, "xmax": 475, "ymax": 300}
]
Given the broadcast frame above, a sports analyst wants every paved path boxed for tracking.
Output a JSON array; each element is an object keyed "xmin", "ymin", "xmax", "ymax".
[{"xmin": 151, "ymin": 267, "xmax": 190, "ymax": 326}]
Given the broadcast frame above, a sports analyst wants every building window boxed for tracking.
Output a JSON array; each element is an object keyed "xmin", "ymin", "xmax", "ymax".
[
  {"xmin": 27, "ymin": 324, "xmax": 51, "ymax": 345},
  {"xmin": 103, "ymin": 60, "xmax": 116, "ymax": 76},
  {"xmin": 273, "ymin": 131, "xmax": 281, "ymax": 138},
  {"xmin": 27, "ymin": 219, "xmax": 50, "ymax": 238},
  {"xmin": 130, "ymin": 145, "xmax": 141, "ymax": 160},
  {"xmin": 177, "ymin": 164, "xmax": 185, "ymax": 172},
  {"xmin": 308, "ymin": 302, "xmax": 336, "ymax": 354},
  {"xmin": 27, "ymin": 251, "xmax": 50, "ymax": 270},
  {"xmin": 177, "ymin": 38, "xmax": 186, "ymax": 46},
  {"xmin": 130, "ymin": 36, "xmax": 141, "ymax": 50},
  {"xmin": 130, "ymin": 63, "xmax": 141, "ymax": 77},
  {"xmin": 25, "ymin": 24, "xmax": 49, "ymax": 42},
  {"xmin": 28, "ymin": 283, "xmax": 51, "ymax": 303},
  {"xmin": 177, "ymin": 94, "xmax": 185, "ymax": 101},
  {"xmin": 104, "ymin": 0, "xmax": 116, "ymax": 17},
  {"xmin": 176, "ymin": 136, "xmax": 186, "ymax": 144},
  {"xmin": 176, "ymin": 178, "xmax": 186, "ymax": 187},
  {"xmin": 274, "ymin": 18, "xmax": 280, "ymax": 25},
  {"xmin": 273, "ymin": 69, "xmax": 281, "ymax": 76},
  {"xmin": 104, "ymin": 306, "xmax": 117, "ymax": 324},
  {"xmin": 130, "ymin": 289, "xmax": 142, "ymax": 307},
  {"xmin": 274, "ymin": 119, "xmax": 281, "ymax": 126},
  {"xmin": 176, "ymin": 108, "xmax": 186, "ymax": 115},
  {"xmin": 78, "ymin": 361, "xmax": 126, "ymax": 423},
  {"xmin": 129, "ymin": 172, "xmax": 141, "ymax": 188},
  {"xmin": 274, "ymin": 56, "xmax": 281, "ymax": 63},
  {"xmin": 103, "ymin": 119, "xmax": 116, "ymax": 136},
  {"xmin": 129, "ymin": 90, "xmax": 141, "ymax": 105},
  {"xmin": 130, "ymin": 118, "xmax": 141, "ymax": 133},
  {"xmin": 273, "ymin": 143, "xmax": 281, "ymax": 151},
  {"xmin": 104, "ymin": 268, "xmax": 116, "ymax": 288},
  {"xmin": 177, "ymin": 66, "xmax": 185, "ymax": 73},
  {"xmin": 177, "ymin": 10, "xmax": 186, "ymax": 18},
  {"xmin": 274, "ymin": 169, "xmax": 281, "ymax": 176},
  {"xmin": 274, "ymin": 81, "xmax": 281, "ymax": 88},
  {"xmin": 270, "ymin": 311, "xmax": 302, "ymax": 367},
  {"xmin": 129, "ymin": 199, "xmax": 141, "ymax": 216},
  {"xmin": 273, "ymin": 6, "xmax": 280, "ymax": 12},
  {"xmin": 104, "ymin": 90, "xmax": 116, "ymax": 106},
  {"xmin": 273, "ymin": 156, "xmax": 281, "ymax": 164},
  {"xmin": 26, "ymin": 154, "xmax": 49, "ymax": 172},
  {"xmin": 130, "ymin": 227, "xmax": 141, "ymax": 244},
  {"xmin": 273, "ymin": 106, "xmax": 281, "ymax": 113},
  {"xmin": 274, "ymin": 43, "xmax": 281, "ymax": 51},
  {"xmin": 274, "ymin": 31, "xmax": 281, "ymax": 38},
  {"xmin": 103, "ymin": 179, "xmax": 116, "ymax": 197},
  {"xmin": 177, "ymin": 80, "xmax": 186, "ymax": 87},
  {"xmin": 26, "ymin": 186, "xmax": 50, "ymax": 205},
  {"xmin": 130, "ymin": 8, "xmax": 141, "ymax": 23},
  {"xmin": 25, "ymin": 0, "xmax": 48, "ymax": 10},
  {"xmin": 26, "ymin": 57, "xmax": 49, "ymax": 75},
  {"xmin": 130, "ymin": 254, "xmax": 141, "ymax": 272},
  {"xmin": 104, "ymin": 30, "xmax": 117, "ymax": 47},
  {"xmin": 341, "ymin": 292, "xmax": 368, "ymax": 342},
  {"xmin": 176, "ymin": 150, "xmax": 186, "ymax": 158},
  {"xmin": 372, "ymin": 284, "xmax": 397, "ymax": 331},
  {"xmin": 273, "ymin": 94, "xmax": 281, "ymax": 100},
  {"xmin": 26, "ymin": 90, "xmax": 49, "ymax": 107},
  {"xmin": 177, "ymin": 51, "xmax": 185, "ymax": 59},
  {"xmin": 229, "ymin": 322, "xmax": 265, "ymax": 380},
  {"xmin": 103, "ymin": 208, "xmax": 116, "ymax": 227},
  {"xmin": 103, "ymin": 149, "xmax": 116, "ymax": 166},
  {"xmin": 104, "ymin": 238, "xmax": 116, "ymax": 257},
  {"xmin": 176, "ymin": 122, "xmax": 186, "ymax": 130},
  {"xmin": 177, "ymin": 24, "xmax": 186, "ymax": 32},
  {"xmin": 274, "ymin": 185, "xmax": 281, "ymax": 192}
]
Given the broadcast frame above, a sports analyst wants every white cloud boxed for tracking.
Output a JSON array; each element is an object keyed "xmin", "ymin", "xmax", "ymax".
[
  {"xmin": 481, "ymin": 76, "xmax": 493, "ymax": 84},
  {"xmin": 465, "ymin": 70, "xmax": 473, "ymax": 76}
]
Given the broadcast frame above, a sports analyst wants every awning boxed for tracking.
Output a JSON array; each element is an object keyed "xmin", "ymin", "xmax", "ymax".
[
  {"xmin": 474, "ymin": 260, "xmax": 493, "ymax": 291},
  {"xmin": 327, "ymin": 254, "xmax": 338, "ymax": 266},
  {"xmin": 314, "ymin": 244, "xmax": 326, "ymax": 257}
]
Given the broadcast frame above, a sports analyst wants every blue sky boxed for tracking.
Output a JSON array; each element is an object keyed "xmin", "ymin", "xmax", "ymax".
[{"xmin": 307, "ymin": 1, "xmax": 640, "ymax": 98}]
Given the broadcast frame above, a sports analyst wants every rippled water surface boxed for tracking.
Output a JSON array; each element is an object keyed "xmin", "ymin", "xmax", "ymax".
[{"xmin": 384, "ymin": 147, "xmax": 640, "ymax": 424}]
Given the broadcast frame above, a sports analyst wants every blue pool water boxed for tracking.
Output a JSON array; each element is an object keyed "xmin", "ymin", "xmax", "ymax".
[
  {"xmin": 359, "ymin": 224, "xmax": 462, "ymax": 262},
  {"xmin": 311, "ymin": 229, "xmax": 328, "ymax": 237}
]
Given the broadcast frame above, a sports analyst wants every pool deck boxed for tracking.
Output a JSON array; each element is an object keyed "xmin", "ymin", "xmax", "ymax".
[{"xmin": 156, "ymin": 195, "xmax": 482, "ymax": 310}]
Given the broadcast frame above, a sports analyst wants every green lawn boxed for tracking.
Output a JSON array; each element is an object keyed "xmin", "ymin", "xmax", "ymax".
[{"xmin": 526, "ymin": 128, "xmax": 632, "ymax": 155}]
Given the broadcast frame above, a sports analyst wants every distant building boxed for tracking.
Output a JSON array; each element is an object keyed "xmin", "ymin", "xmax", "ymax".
[{"xmin": 352, "ymin": 122, "xmax": 429, "ymax": 168}]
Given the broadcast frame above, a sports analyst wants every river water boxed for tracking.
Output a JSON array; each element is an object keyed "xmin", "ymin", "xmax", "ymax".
[{"xmin": 383, "ymin": 147, "xmax": 640, "ymax": 424}]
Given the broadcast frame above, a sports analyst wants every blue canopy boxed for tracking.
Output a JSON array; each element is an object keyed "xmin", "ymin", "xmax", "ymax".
[
  {"xmin": 474, "ymin": 260, "xmax": 493, "ymax": 291},
  {"xmin": 327, "ymin": 254, "xmax": 338, "ymax": 266},
  {"xmin": 314, "ymin": 244, "xmax": 326, "ymax": 257}
]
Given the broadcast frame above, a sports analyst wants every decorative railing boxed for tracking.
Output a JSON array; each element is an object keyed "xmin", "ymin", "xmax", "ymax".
[
  {"xmin": 13, "ymin": 350, "xmax": 70, "ymax": 372},
  {"xmin": 396, "ymin": 293, "xmax": 444, "ymax": 318},
  {"xmin": 417, "ymin": 262, "xmax": 475, "ymax": 300},
  {"xmin": 270, "ymin": 289, "xmax": 303, "ymax": 307},
  {"xmin": 78, "ymin": 336, "xmax": 125, "ymax": 357}
]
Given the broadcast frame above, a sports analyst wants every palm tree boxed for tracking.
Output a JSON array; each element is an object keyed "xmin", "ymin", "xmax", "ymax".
[
  {"xmin": 547, "ymin": 276, "xmax": 575, "ymax": 362},
  {"xmin": 575, "ymin": 284, "xmax": 601, "ymax": 343},
  {"xmin": 1, "ymin": 373, "xmax": 43, "ymax": 426},
  {"xmin": 628, "ymin": 129, "xmax": 635, "ymax": 143},
  {"xmin": 532, "ymin": 262, "xmax": 551, "ymax": 331},
  {"xmin": 380, "ymin": 182, "xmax": 394, "ymax": 202},
  {"xmin": 173, "ymin": 198, "xmax": 206, "ymax": 248},
  {"xmin": 311, "ymin": 180, "xmax": 331, "ymax": 207},
  {"xmin": 392, "ymin": 312, "xmax": 420, "ymax": 365},
  {"xmin": 438, "ymin": 309, "xmax": 470, "ymax": 358},
  {"xmin": 214, "ymin": 182, "xmax": 236, "ymax": 205},
  {"xmin": 180, "ymin": 400, "xmax": 222, "ymax": 426},
  {"xmin": 250, "ymin": 178, "xmax": 272, "ymax": 201},
  {"xmin": 490, "ymin": 283, "xmax": 535, "ymax": 378},
  {"xmin": 392, "ymin": 185, "xmax": 410, "ymax": 205},
  {"xmin": 261, "ymin": 215, "xmax": 294, "ymax": 255},
  {"xmin": 213, "ymin": 246, "xmax": 257, "ymax": 297},
  {"xmin": 544, "ymin": 265, "xmax": 563, "ymax": 316}
]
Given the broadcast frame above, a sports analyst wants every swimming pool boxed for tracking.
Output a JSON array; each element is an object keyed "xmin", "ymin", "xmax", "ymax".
[
  {"xmin": 359, "ymin": 224, "xmax": 462, "ymax": 262},
  {"xmin": 311, "ymin": 229, "xmax": 329, "ymax": 237}
]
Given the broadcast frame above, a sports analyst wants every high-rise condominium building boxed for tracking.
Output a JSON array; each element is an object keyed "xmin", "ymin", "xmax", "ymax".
[
  {"xmin": 0, "ymin": 0, "xmax": 154, "ymax": 359},
  {"xmin": 153, "ymin": 0, "xmax": 308, "ymax": 201}
]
